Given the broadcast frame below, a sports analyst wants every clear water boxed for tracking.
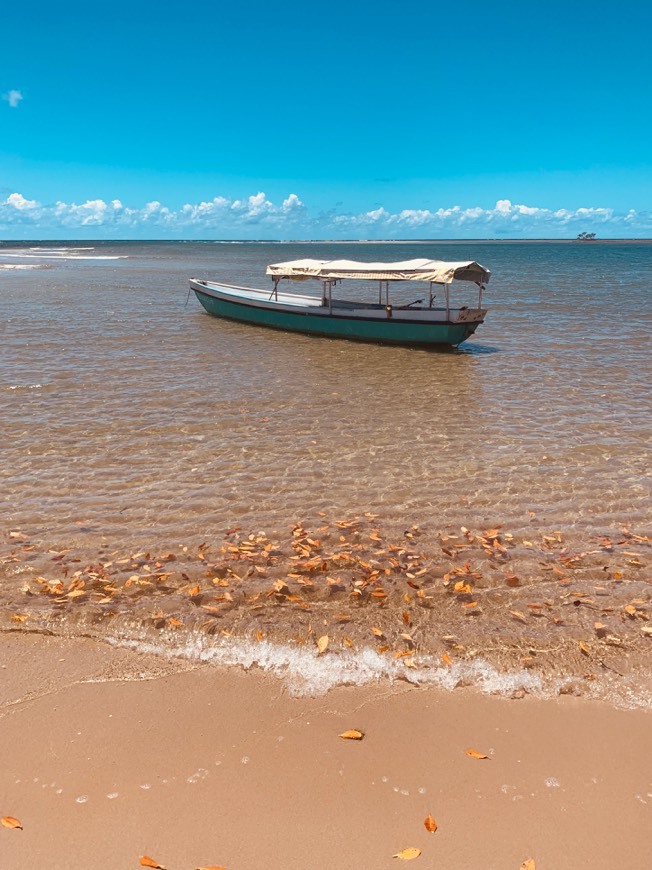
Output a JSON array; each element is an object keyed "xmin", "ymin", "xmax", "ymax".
[{"xmin": 1, "ymin": 240, "xmax": 650, "ymax": 705}]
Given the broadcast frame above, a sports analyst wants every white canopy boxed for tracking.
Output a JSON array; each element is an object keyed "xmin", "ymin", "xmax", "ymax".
[{"xmin": 266, "ymin": 258, "xmax": 490, "ymax": 285}]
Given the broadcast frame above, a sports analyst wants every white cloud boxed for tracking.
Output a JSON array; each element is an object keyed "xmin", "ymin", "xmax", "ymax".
[
  {"xmin": 0, "ymin": 191, "xmax": 649, "ymax": 239},
  {"xmin": 2, "ymin": 89, "xmax": 23, "ymax": 108},
  {"xmin": 5, "ymin": 192, "xmax": 39, "ymax": 210}
]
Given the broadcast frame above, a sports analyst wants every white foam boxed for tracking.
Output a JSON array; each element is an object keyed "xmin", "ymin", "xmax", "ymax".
[
  {"xmin": 0, "ymin": 251, "xmax": 126, "ymax": 260},
  {"xmin": 0, "ymin": 263, "xmax": 47, "ymax": 269},
  {"xmin": 105, "ymin": 632, "xmax": 545, "ymax": 699},
  {"xmin": 8, "ymin": 384, "xmax": 44, "ymax": 390}
]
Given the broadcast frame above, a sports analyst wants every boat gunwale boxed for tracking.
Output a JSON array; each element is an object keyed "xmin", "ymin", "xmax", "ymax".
[{"xmin": 190, "ymin": 281, "xmax": 486, "ymax": 327}]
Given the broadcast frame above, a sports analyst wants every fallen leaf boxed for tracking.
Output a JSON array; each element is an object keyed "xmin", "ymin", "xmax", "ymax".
[
  {"xmin": 195, "ymin": 866, "xmax": 227, "ymax": 870},
  {"xmin": 393, "ymin": 847, "xmax": 421, "ymax": 860},
  {"xmin": 441, "ymin": 653, "xmax": 452, "ymax": 666},
  {"xmin": 424, "ymin": 815, "xmax": 438, "ymax": 833},
  {"xmin": 520, "ymin": 860, "xmax": 536, "ymax": 870},
  {"xmin": 317, "ymin": 634, "xmax": 329, "ymax": 654},
  {"xmin": 1, "ymin": 816, "xmax": 22, "ymax": 829},
  {"xmin": 579, "ymin": 641, "xmax": 590, "ymax": 656},
  {"xmin": 339, "ymin": 729, "xmax": 364, "ymax": 740},
  {"xmin": 140, "ymin": 858, "xmax": 166, "ymax": 869},
  {"xmin": 466, "ymin": 749, "xmax": 489, "ymax": 759}
]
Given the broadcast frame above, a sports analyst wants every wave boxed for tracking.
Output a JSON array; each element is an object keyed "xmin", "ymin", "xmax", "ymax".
[{"xmin": 95, "ymin": 629, "xmax": 652, "ymax": 710}]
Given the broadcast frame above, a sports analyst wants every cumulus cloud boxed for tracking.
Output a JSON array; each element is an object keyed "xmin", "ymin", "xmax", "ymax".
[
  {"xmin": 2, "ymin": 89, "xmax": 23, "ymax": 108},
  {"xmin": 0, "ymin": 191, "xmax": 649, "ymax": 239}
]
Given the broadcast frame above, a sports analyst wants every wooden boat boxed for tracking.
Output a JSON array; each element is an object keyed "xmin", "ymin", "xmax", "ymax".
[{"xmin": 189, "ymin": 257, "xmax": 490, "ymax": 347}]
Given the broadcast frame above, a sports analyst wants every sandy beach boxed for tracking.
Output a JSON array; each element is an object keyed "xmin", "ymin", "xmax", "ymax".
[{"xmin": 1, "ymin": 633, "xmax": 650, "ymax": 870}]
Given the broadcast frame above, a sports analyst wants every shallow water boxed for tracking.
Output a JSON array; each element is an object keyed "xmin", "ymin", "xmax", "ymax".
[{"xmin": 1, "ymin": 240, "xmax": 651, "ymax": 704}]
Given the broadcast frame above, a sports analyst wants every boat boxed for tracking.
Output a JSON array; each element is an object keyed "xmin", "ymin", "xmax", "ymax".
[{"xmin": 189, "ymin": 257, "xmax": 490, "ymax": 347}]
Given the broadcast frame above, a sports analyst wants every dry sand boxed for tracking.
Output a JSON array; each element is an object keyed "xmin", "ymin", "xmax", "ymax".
[{"xmin": 0, "ymin": 634, "xmax": 650, "ymax": 870}]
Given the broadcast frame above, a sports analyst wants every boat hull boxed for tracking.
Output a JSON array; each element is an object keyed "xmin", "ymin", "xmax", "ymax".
[{"xmin": 192, "ymin": 285, "xmax": 481, "ymax": 347}]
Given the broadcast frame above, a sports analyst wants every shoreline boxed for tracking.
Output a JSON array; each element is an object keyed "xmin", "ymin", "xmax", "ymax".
[{"xmin": 1, "ymin": 633, "xmax": 651, "ymax": 869}]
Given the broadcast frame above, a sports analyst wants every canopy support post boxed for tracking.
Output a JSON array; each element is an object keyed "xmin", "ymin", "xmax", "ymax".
[
  {"xmin": 328, "ymin": 281, "xmax": 333, "ymax": 314},
  {"xmin": 385, "ymin": 281, "xmax": 389, "ymax": 307},
  {"xmin": 271, "ymin": 278, "xmax": 280, "ymax": 301},
  {"xmin": 478, "ymin": 284, "xmax": 483, "ymax": 309},
  {"xmin": 445, "ymin": 284, "xmax": 450, "ymax": 321},
  {"xmin": 378, "ymin": 280, "xmax": 382, "ymax": 305},
  {"xmin": 429, "ymin": 282, "xmax": 433, "ymax": 307}
]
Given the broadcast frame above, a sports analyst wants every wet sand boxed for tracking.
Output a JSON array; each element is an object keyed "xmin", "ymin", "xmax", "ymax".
[{"xmin": 1, "ymin": 634, "xmax": 650, "ymax": 870}]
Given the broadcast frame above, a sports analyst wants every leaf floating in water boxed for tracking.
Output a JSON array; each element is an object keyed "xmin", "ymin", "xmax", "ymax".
[
  {"xmin": 393, "ymin": 847, "xmax": 421, "ymax": 860},
  {"xmin": 424, "ymin": 815, "xmax": 438, "ymax": 833},
  {"xmin": 466, "ymin": 749, "xmax": 489, "ymax": 759},
  {"xmin": 316, "ymin": 634, "xmax": 329, "ymax": 655},
  {"xmin": 339, "ymin": 729, "xmax": 364, "ymax": 740},
  {"xmin": 520, "ymin": 860, "xmax": 536, "ymax": 870},
  {"xmin": 1, "ymin": 816, "xmax": 23, "ymax": 829},
  {"xmin": 140, "ymin": 857, "xmax": 166, "ymax": 869},
  {"xmin": 509, "ymin": 610, "xmax": 527, "ymax": 624}
]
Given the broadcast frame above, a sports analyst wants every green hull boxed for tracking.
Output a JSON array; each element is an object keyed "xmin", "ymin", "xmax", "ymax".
[{"xmin": 193, "ymin": 289, "xmax": 479, "ymax": 347}]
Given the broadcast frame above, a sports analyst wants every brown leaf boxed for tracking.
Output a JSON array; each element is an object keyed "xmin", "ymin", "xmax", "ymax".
[
  {"xmin": 509, "ymin": 610, "xmax": 527, "ymax": 624},
  {"xmin": 393, "ymin": 847, "xmax": 421, "ymax": 860},
  {"xmin": 316, "ymin": 634, "xmax": 329, "ymax": 654},
  {"xmin": 339, "ymin": 729, "xmax": 364, "ymax": 740},
  {"xmin": 520, "ymin": 860, "xmax": 536, "ymax": 870},
  {"xmin": 441, "ymin": 653, "xmax": 452, "ymax": 665},
  {"xmin": 1, "ymin": 816, "xmax": 23, "ymax": 830},
  {"xmin": 424, "ymin": 815, "xmax": 438, "ymax": 833},
  {"xmin": 140, "ymin": 858, "xmax": 166, "ymax": 869},
  {"xmin": 579, "ymin": 641, "xmax": 590, "ymax": 656},
  {"xmin": 466, "ymin": 749, "xmax": 489, "ymax": 759}
]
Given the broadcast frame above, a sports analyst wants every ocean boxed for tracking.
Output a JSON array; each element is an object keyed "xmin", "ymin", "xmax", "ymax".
[{"xmin": 1, "ymin": 240, "xmax": 650, "ymax": 706}]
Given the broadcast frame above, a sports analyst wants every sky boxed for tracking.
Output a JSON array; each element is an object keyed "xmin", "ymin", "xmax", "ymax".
[{"xmin": 1, "ymin": 0, "xmax": 651, "ymax": 239}]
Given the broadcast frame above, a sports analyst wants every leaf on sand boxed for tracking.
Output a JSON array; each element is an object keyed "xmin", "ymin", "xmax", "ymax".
[
  {"xmin": 140, "ymin": 857, "xmax": 166, "ymax": 869},
  {"xmin": 579, "ymin": 641, "xmax": 590, "ymax": 656},
  {"xmin": 316, "ymin": 634, "xmax": 329, "ymax": 654},
  {"xmin": 520, "ymin": 860, "xmax": 536, "ymax": 870},
  {"xmin": 195, "ymin": 866, "xmax": 227, "ymax": 870},
  {"xmin": 1, "ymin": 816, "xmax": 23, "ymax": 829},
  {"xmin": 339, "ymin": 729, "xmax": 364, "ymax": 740},
  {"xmin": 466, "ymin": 749, "xmax": 490, "ymax": 759},
  {"xmin": 424, "ymin": 815, "xmax": 438, "ymax": 833},
  {"xmin": 393, "ymin": 847, "xmax": 421, "ymax": 860}
]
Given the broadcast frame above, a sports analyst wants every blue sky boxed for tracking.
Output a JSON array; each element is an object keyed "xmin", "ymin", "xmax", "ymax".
[{"xmin": 1, "ymin": 0, "xmax": 651, "ymax": 238}]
